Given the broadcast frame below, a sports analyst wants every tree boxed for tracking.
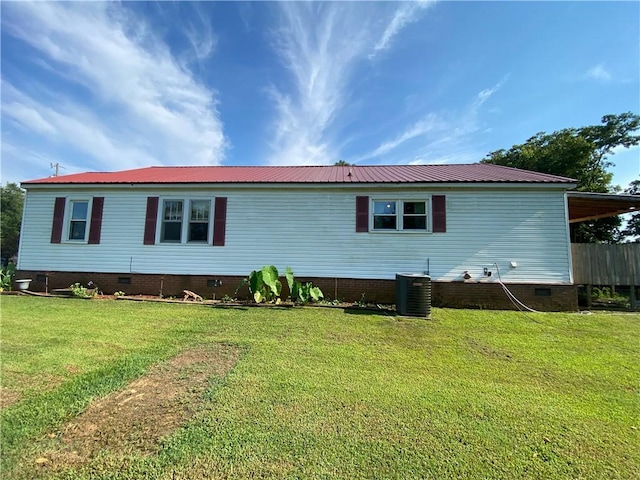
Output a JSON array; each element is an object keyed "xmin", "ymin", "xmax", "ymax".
[
  {"xmin": 334, "ymin": 160, "xmax": 351, "ymax": 166},
  {"xmin": 481, "ymin": 112, "xmax": 640, "ymax": 243},
  {"xmin": 1, "ymin": 183, "xmax": 25, "ymax": 262},
  {"xmin": 620, "ymin": 179, "xmax": 640, "ymax": 242}
]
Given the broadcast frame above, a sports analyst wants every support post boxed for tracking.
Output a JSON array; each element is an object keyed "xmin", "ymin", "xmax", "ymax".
[
  {"xmin": 586, "ymin": 285, "xmax": 592, "ymax": 309},
  {"xmin": 630, "ymin": 286, "xmax": 638, "ymax": 312}
]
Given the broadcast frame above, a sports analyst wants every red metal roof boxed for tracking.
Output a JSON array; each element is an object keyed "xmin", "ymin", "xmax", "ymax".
[{"xmin": 22, "ymin": 164, "xmax": 576, "ymax": 185}]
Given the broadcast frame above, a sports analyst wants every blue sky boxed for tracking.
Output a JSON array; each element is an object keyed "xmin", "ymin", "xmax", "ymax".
[{"xmin": 2, "ymin": 1, "xmax": 638, "ymax": 188}]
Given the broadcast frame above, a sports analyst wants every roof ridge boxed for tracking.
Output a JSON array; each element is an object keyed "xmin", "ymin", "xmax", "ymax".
[{"xmin": 21, "ymin": 163, "xmax": 578, "ymax": 185}]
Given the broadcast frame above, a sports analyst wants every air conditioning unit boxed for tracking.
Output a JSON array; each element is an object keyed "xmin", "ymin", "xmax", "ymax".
[{"xmin": 395, "ymin": 273, "xmax": 431, "ymax": 318}]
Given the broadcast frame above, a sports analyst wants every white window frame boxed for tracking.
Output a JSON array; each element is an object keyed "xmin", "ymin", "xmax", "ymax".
[
  {"xmin": 157, "ymin": 197, "xmax": 213, "ymax": 245},
  {"xmin": 64, "ymin": 198, "xmax": 93, "ymax": 243},
  {"xmin": 370, "ymin": 198, "xmax": 431, "ymax": 233}
]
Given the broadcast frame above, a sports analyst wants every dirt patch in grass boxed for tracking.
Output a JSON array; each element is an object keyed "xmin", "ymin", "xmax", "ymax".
[
  {"xmin": 467, "ymin": 338, "xmax": 512, "ymax": 361},
  {"xmin": 0, "ymin": 386, "xmax": 21, "ymax": 409},
  {"xmin": 34, "ymin": 343, "xmax": 241, "ymax": 470}
]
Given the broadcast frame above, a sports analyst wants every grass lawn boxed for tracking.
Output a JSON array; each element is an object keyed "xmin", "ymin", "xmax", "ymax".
[{"xmin": 1, "ymin": 296, "xmax": 639, "ymax": 479}]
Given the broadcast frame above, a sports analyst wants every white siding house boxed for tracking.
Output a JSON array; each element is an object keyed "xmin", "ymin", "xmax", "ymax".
[{"xmin": 17, "ymin": 164, "xmax": 578, "ymax": 309}]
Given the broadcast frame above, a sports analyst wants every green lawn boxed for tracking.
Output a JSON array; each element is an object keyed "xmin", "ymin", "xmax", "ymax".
[{"xmin": 1, "ymin": 296, "xmax": 639, "ymax": 479}]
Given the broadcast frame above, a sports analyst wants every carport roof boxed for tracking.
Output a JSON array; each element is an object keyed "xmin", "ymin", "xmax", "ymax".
[{"xmin": 567, "ymin": 192, "xmax": 640, "ymax": 223}]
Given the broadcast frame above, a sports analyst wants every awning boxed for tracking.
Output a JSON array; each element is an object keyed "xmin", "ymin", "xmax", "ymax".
[{"xmin": 567, "ymin": 192, "xmax": 640, "ymax": 223}]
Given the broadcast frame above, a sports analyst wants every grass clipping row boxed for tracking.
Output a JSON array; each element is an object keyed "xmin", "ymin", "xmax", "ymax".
[{"xmin": 36, "ymin": 344, "xmax": 240, "ymax": 469}]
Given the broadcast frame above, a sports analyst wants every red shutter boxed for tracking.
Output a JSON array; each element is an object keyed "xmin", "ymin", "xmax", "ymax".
[
  {"xmin": 213, "ymin": 197, "xmax": 227, "ymax": 246},
  {"xmin": 432, "ymin": 195, "xmax": 446, "ymax": 233},
  {"xmin": 51, "ymin": 197, "xmax": 66, "ymax": 243},
  {"xmin": 88, "ymin": 197, "xmax": 104, "ymax": 244},
  {"xmin": 143, "ymin": 197, "xmax": 159, "ymax": 245},
  {"xmin": 356, "ymin": 196, "xmax": 369, "ymax": 232}
]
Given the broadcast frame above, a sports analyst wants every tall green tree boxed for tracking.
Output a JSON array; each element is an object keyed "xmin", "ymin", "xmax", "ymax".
[
  {"xmin": 1, "ymin": 183, "xmax": 25, "ymax": 261},
  {"xmin": 481, "ymin": 112, "xmax": 640, "ymax": 243}
]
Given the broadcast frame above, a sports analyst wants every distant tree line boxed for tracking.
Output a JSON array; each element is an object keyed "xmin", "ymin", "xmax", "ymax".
[{"xmin": 1, "ymin": 182, "xmax": 24, "ymax": 263}]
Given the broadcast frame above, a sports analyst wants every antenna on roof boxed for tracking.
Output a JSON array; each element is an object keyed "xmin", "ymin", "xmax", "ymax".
[
  {"xmin": 347, "ymin": 167, "xmax": 352, "ymax": 177},
  {"xmin": 50, "ymin": 162, "xmax": 64, "ymax": 177}
]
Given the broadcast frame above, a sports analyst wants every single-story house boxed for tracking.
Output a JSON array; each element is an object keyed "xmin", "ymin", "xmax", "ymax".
[{"xmin": 17, "ymin": 163, "xmax": 601, "ymax": 310}]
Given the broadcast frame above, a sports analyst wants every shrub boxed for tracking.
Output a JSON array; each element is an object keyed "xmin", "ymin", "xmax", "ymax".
[
  {"xmin": 239, "ymin": 266, "xmax": 324, "ymax": 304},
  {"xmin": 0, "ymin": 263, "xmax": 16, "ymax": 292},
  {"xmin": 242, "ymin": 265, "xmax": 283, "ymax": 303},
  {"xmin": 285, "ymin": 267, "xmax": 323, "ymax": 304},
  {"xmin": 70, "ymin": 283, "xmax": 96, "ymax": 298}
]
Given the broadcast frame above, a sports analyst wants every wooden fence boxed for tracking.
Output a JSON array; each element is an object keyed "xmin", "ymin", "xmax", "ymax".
[{"xmin": 572, "ymin": 243, "xmax": 640, "ymax": 285}]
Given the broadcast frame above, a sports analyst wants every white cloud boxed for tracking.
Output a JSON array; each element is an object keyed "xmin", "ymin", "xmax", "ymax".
[
  {"xmin": 267, "ymin": 3, "xmax": 367, "ymax": 165},
  {"xmin": 355, "ymin": 78, "xmax": 508, "ymax": 164},
  {"xmin": 184, "ymin": 2, "xmax": 217, "ymax": 63},
  {"xmin": 371, "ymin": 0, "xmax": 435, "ymax": 58},
  {"xmin": 585, "ymin": 64, "xmax": 612, "ymax": 82},
  {"xmin": 357, "ymin": 114, "xmax": 444, "ymax": 161},
  {"xmin": 266, "ymin": 2, "xmax": 437, "ymax": 166},
  {"xmin": 1, "ymin": 1, "xmax": 226, "ymax": 176},
  {"xmin": 2, "ymin": 102, "xmax": 57, "ymax": 135}
]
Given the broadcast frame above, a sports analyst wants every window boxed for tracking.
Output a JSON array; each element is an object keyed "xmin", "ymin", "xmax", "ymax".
[
  {"xmin": 51, "ymin": 197, "xmax": 104, "ymax": 244},
  {"xmin": 188, "ymin": 200, "xmax": 210, "ymax": 242},
  {"xmin": 158, "ymin": 198, "xmax": 212, "ymax": 244},
  {"xmin": 161, "ymin": 200, "xmax": 183, "ymax": 242},
  {"xmin": 402, "ymin": 201, "xmax": 427, "ymax": 230},
  {"xmin": 372, "ymin": 199, "xmax": 428, "ymax": 232},
  {"xmin": 373, "ymin": 201, "xmax": 397, "ymax": 230},
  {"xmin": 68, "ymin": 200, "xmax": 89, "ymax": 240}
]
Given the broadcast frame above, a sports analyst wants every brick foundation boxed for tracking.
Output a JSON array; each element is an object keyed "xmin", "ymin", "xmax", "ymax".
[{"xmin": 15, "ymin": 270, "xmax": 578, "ymax": 311}]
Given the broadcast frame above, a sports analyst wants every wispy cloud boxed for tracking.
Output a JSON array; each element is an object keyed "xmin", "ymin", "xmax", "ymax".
[
  {"xmin": 266, "ymin": 2, "xmax": 437, "ymax": 166},
  {"xmin": 370, "ymin": 0, "xmax": 435, "ymax": 58},
  {"xmin": 184, "ymin": 2, "xmax": 217, "ymax": 64},
  {"xmin": 585, "ymin": 64, "xmax": 612, "ymax": 82},
  {"xmin": 267, "ymin": 3, "xmax": 367, "ymax": 165},
  {"xmin": 360, "ymin": 114, "xmax": 444, "ymax": 160},
  {"xmin": 1, "ymin": 1, "xmax": 226, "ymax": 182},
  {"xmin": 354, "ymin": 77, "xmax": 508, "ymax": 164},
  {"xmin": 2, "ymin": 81, "xmax": 158, "ymax": 173}
]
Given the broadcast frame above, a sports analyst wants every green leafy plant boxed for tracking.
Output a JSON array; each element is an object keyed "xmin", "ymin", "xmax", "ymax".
[
  {"xmin": 241, "ymin": 265, "xmax": 283, "ymax": 303},
  {"xmin": 221, "ymin": 294, "xmax": 235, "ymax": 303},
  {"xmin": 590, "ymin": 287, "xmax": 630, "ymax": 308},
  {"xmin": 70, "ymin": 283, "xmax": 96, "ymax": 299},
  {"xmin": 285, "ymin": 266, "xmax": 324, "ymax": 304},
  {"xmin": 114, "ymin": 291, "xmax": 125, "ymax": 297},
  {"xmin": 319, "ymin": 298, "xmax": 342, "ymax": 306},
  {"xmin": 357, "ymin": 293, "xmax": 367, "ymax": 307},
  {"xmin": 592, "ymin": 287, "xmax": 626, "ymax": 301},
  {"xmin": 0, "ymin": 263, "xmax": 16, "ymax": 292},
  {"xmin": 239, "ymin": 266, "xmax": 324, "ymax": 304}
]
